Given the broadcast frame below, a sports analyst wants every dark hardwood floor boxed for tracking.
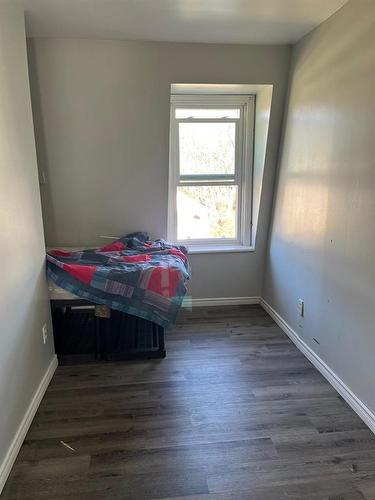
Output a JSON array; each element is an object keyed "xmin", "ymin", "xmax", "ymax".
[{"xmin": 2, "ymin": 305, "xmax": 375, "ymax": 499}]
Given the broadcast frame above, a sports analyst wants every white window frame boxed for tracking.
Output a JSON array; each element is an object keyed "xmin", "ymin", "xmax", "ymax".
[{"xmin": 168, "ymin": 94, "xmax": 255, "ymax": 251}]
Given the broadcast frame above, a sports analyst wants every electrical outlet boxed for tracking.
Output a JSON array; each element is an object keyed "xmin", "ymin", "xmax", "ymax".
[
  {"xmin": 42, "ymin": 323, "xmax": 48, "ymax": 344},
  {"xmin": 298, "ymin": 299, "xmax": 304, "ymax": 318}
]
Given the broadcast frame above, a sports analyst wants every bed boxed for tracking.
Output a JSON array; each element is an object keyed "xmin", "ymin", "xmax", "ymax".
[{"xmin": 47, "ymin": 232, "xmax": 190, "ymax": 363}]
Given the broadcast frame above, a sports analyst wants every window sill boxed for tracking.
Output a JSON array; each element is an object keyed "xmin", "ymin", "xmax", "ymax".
[{"xmin": 188, "ymin": 245, "xmax": 255, "ymax": 254}]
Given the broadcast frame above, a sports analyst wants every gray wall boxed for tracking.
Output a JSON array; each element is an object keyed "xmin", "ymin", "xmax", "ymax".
[
  {"xmin": 0, "ymin": 4, "xmax": 54, "ymax": 473},
  {"xmin": 264, "ymin": 0, "xmax": 375, "ymax": 411},
  {"xmin": 27, "ymin": 38, "xmax": 291, "ymax": 299}
]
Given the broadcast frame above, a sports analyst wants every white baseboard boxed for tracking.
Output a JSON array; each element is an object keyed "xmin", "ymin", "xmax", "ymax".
[
  {"xmin": 0, "ymin": 355, "xmax": 58, "ymax": 493},
  {"xmin": 183, "ymin": 296, "xmax": 261, "ymax": 307},
  {"xmin": 260, "ymin": 298, "xmax": 375, "ymax": 435}
]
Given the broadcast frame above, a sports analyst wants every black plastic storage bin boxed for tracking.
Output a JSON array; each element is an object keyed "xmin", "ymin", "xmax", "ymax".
[
  {"xmin": 101, "ymin": 309, "xmax": 165, "ymax": 361},
  {"xmin": 51, "ymin": 299, "xmax": 166, "ymax": 365},
  {"xmin": 51, "ymin": 303, "xmax": 100, "ymax": 364}
]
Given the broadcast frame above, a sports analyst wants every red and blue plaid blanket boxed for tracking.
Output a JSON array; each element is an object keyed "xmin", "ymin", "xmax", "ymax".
[{"xmin": 47, "ymin": 233, "xmax": 190, "ymax": 327}]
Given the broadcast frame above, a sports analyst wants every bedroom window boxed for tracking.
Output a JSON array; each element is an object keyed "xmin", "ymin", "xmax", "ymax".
[{"xmin": 168, "ymin": 94, "xmax": 255, "ymax": 252}]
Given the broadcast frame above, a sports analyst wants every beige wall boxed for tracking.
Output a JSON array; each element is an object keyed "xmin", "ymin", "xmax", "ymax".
[
  {"xmin": 28, "ymin": 38, "xmax": 291, "ymax": 299},
  {"xmin": 264, "ymin": 0, "xmax": 375, "ymax": 411},
  {"xmin": 0, "ymin": 3, "xmax": 54, "ymax": 480}
]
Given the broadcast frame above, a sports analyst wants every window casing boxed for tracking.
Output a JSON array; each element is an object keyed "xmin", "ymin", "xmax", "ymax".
[{"xmin": 168, "ymin": 94, "xmax": 255, "ymax": 250}]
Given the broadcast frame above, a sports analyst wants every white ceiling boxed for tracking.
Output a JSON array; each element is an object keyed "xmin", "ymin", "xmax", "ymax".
[{"xmin": 18, "ymin": 0, "xmax": 349, "ymax": 45}]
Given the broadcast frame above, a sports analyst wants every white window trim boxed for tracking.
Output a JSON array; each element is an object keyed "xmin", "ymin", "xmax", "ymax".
[{"xmin": 168, "ymin": 94, "xmax": 255, "ymax": 251}]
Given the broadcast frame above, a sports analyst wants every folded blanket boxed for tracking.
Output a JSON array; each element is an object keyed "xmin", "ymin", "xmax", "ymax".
[{"xmin": 47, "ymin": 232, "xmax": 190, "ymax": 327}]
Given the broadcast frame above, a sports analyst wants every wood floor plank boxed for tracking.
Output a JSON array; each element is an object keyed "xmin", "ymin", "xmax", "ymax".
[{"xmin": 2, "ymin": 305, "xmax": 375, "ymax": 499}]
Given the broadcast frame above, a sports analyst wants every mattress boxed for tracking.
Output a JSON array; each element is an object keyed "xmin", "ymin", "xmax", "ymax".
[
  {"xmin": 47, "ymin": 246, "xmax": 83, "ymax": 301},
  {"xmin": 46, "ymin": 237, "xmax": 190, "ymax": 328},
  {"xmin": 48, "ymin": 280, "xmax": 80, "ymax": 301}
]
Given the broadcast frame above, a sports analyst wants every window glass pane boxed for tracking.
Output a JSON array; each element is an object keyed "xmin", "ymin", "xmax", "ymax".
[
  {"xmin": 175, "ymin": 108, "xmax": 240, "ymax": 119},
  {"xmin": 179, "ymin": 122, "xmax": 235, "ymax": 176},
  {"xmin": 177, "ymin": 185, "xmax": 237, "ymax": 240}
]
